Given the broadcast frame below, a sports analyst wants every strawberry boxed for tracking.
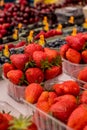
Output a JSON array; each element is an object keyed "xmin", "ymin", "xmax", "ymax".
[
  {"xmin": 63, "ymin": 80, "xmax": 80, "ymax": 96},
  {"xmin": 35, "ymin": 31, "xmax": 46, "ymax": 39},
  {"xmin": 15, "ymin": 41, "xmax": 26, "ymax": 48},
  {"xmin": 79, "ymin": 90, "xmax": 87, "ymax": 104},
  {"xmin": 0, "ymin": 113, "xmax": 9, "ymax": 130},
  {"xmin": 8, "ymin": 43, "xmax": 15, "ymax": 49},
  {"xmin": 44, "ymin": 47, "xmax": 59, "ymax": 62},
  {"xmin": 50, "ymin": 94, "xmax": 77, "ymax": 122},
  {"xmin": 28, "ymin": 122, "xmax": 37, "ymax": 130},
  {"xmin": 60, "ymin": 44, "xmax": 69, "ymax": 58},
  {"xmin": 25, "ymin": 83, "xmax": 43, "ymax": 103},
  {"xmin": 24, "ymin": 43, "xmax": 44, "ymax": 59},
  {"xmin": 66, "ymin": 48, "xmax": 81, "ymax": 63},
  {"xmin": 3, "ymin": 63, "xmax": 15, "ymax": 78},
  {"xmin": 82, "ymin": 33, "xmax": 87, "ymax": 40},
  {"xmin": 33, "ymin": 51, "xmax": 48, "ymax": 67},
  {"xmin": 53, "ymin": 83, "xmax": 64, "ymax": 96},
  {"xmin": 9, "ymin": 115, "xmax": 37, "ymax": 130},
  {"xmin": 25, "ymin": 68, "xmax": 44, "ymax": 83},
  {"xmin": 83, "ymin": 126, "xmax": 87, "ymax": 130},
  {"xmin": 78, "ymin": 67, "xmax": 87, "ymax": 82},
  {"xmin": 44, "ymin": 66, "xmax": 62, "ymax": 80},
  {"xmin": 81, "ymin": 50, "xmax": 87, "ymax": 63},
  {"xmin": 53, "ymin": 80, "xmax": 80, "ymax": 96},
  {"xmin": 0, "ymin": 45, "xmax": 3, "ymax": 51},
  {"xmin": 37, "ymin": 101, "xmax": 50, "ymax": 113},
  {"xmin": 67, "ymin": 104, "xmax": 87, "ymax": 130},
  {"xmin": 36, "ymin": 91, "xmax": 57, "ymax": 113},
  {"xmin": 7, "ymin": 70, "xmax": 24, "ymax": 85},
  {"xmin": 10, "ymin": 54, "xmax": 29, "ymax": 70},
  {"xmin": 37, "ymin": 91, "xmax": 57, "ymax": 106},
  {"xmin": 3, "ymin": 113, "xmax": 13, "ymax": 122},
  {"xmin": 65, "ymin": 35, "xmax": 85, "ymax": 51}
]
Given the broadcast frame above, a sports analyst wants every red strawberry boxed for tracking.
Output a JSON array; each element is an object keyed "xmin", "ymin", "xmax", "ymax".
[
  {"xmin": 83, "ymin": 126, "xmax": 87, "ymax": 130},
  {"xmin": 45, "ymin": 66, "xmax": 62, "ymax": 80},
  {"xmin": 3, "ymin": 113, "xmax": 13, "ymax": 122},
  {"xmin": 78, "ymin": 67, "xmax": 87, "ymax": 82},
  {"xmin": 82, "ymin": 33, "xmax": 87, "ymax": 40},
  {"xmin": 10, "ymin": 54, "xmax": 29, "ymax": 70},
  {"xmin": 54, "ymin": 94, "xmax": 77, "ymax": 104},
  {"xmin": 67, "ymin": 104, "xmax": 87, "ymax": 130},
  {"xmin": 66, "ymin": 48, "xmax": 81, "ymax": 63},
  {"xmin": 0, "ymin": 45, "xmax": 3, "ymax": 51},
  {"xmin": 44, "ymin": 48, "xmax": 59, "ymax": 62},
  {"xmin": 3, "ymin": 63, "xmax": 15, "ymax": 78},
  {"xmin": 37, "ymin": 91, "xmax": 57, "ymax": 113},
  {"xmin": 79, "ymin": 90, "xmax": 87, "ymax": 104},
  {"xmin": 66, "ymin": 35, "xmax": 85, "ymax": 51},
  {"xmin": 25, "ymin": 83, "xmax": 43, "ymax": 103},
  {"xmin": 24, "ymin": 43, "xmax": 44, "ymax": 59},
  {"xmin": 15, "ymin": 41, "xmax": 26, "ymax": 48},
  {"xmin": 33, "ymin": 51, "xmax": 47, "ymax": 67},
  {"xmin": 28, "ymin": 122, "xmax": 38, "ymax": 130},
  {"xmin": 50, "ymin": 94, "xmax": 77, "ymax": 122},
  {"xmin": 37, "ymin": 91, "xmax": 57, "ymax": 106},
  {"xmin": 60, "ymin": 44, "xmax": 69, "ymax": 58},
  {"xmin": 53, "ymin": 83, "xmax": 64, "ymax": 96},
  {"xmin": 63, "ymin": 80, "xmax": 80, "ymax": 96},
  {"xmin": 82, "ymin": 50, "xmax": 87, "ymax": 63},
  {"xmin": 7, "ymin": 70, "xmax": 24, "ymax": 85},
  {"xmin": 53, "ymin": 80, "xmax": 80, "ymax": 96},
  {"xmin": 8, "ymin": 43, "xmax": 15, "ymax": 49},
  {"xmin": 25, "ymin": 68, "xmax": 44, "ymax": 83},
  {"xmin": 37, "ymin": 101, "xmax": 50, "ymax": 113},
  {"xmin": 35, "ymin": 31, "xmax": 46, "ymax": 39},
  {"xmin": 0, "ymin": 113, "xmax": 9, "ymax": 130}
]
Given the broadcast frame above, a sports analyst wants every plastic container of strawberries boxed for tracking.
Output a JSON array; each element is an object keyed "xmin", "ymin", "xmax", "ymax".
[
  {"xmin": 2, "ymin": 74, "xmax": 62, "ymax": 102},
  {"xmin": 0, "ymin": 101, "xmax": 22, "ymax": 117},
  {"xmin": 2, "ymin": 74, "xmax": 27, "ymax": 102},
  {"xmin": 70, "ymin": 68, "xmax": 87, "ymax": 89},
  {"xmin": 62, "ymin": 58, "xmax": 87, "ymax": 75},
  {"xmin": 23, "ymin": 100, "xmax": 72, "ymax": 130}
]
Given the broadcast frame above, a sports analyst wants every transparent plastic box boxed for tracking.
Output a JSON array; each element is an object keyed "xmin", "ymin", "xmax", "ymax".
[
  {"xmin": 23, "ymin": 100, "xmax": 72, "ymax": 130},
  {"xmin": 0, "ymin": 101, "xmax": 22, "ymax": 117},
  {"xmin": 3, "ymin": 74, "xmax": 62, "ymax": 102},
  {"xmin": 7, "ymin": 80, "xmax": 27, "ymax": 102},
  {"xmin": 62, "ymin": 58, "xmax": 87, "ymax": 75},
  {"xmin": 2, "ymin": 74, "xmax": 27, "ymax": 102},
  {"xmin": 70, "ymin": 68, "xmax": 87, "ymax": 89}
]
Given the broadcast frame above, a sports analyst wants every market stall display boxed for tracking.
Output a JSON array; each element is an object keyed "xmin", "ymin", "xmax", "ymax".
[{"xmin": 0, "ymin": 1, "xmax": 87, "ymax": 130}]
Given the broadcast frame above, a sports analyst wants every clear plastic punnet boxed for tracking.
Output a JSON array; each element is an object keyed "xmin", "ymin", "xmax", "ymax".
[
  {"xmin": 23, "ymin": 100, "xmax": 72, "ymax": 130},
  {"xmin": 62, "ymin": 58, "xmax": 87, "ymax": 75}
]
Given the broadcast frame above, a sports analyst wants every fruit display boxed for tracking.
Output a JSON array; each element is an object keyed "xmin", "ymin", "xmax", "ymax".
[
  {"xmin": 0, "ymin": 40, "xmax": 26, "ymax": 66},
  {"xmin": 2, "ymin": 43, "xmax": 62, "ymax": 101},
  {"xmin": 60, "ymin": 32, "xmax": 87, "ymax": 74},
  {"xmin": 1, "ymin": 1, "xmax": 87, "ymax": 130},
  {"xmin": 0, "ymin": 3, "xmax": 39, "ymax": 26},
  {"xmin": 24, "ymin": 80, "xmax": 87, "ymax": 130}
]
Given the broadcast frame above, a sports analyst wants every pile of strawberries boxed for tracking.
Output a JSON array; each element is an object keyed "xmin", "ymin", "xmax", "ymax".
[
  {"xmin": 35, "ymin": 29, "xmax": 62, "ymax": 40},
  {"xmin": 3, "ymin": 43, "xmax": 62, "ymax": 86},
  {"xmin": 60, "ymin": 33, "xmax": 87, "ymax": 64},
  {"xmin": 24, "ymin": 80, "xmax": 87, "ymax": 130}
]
